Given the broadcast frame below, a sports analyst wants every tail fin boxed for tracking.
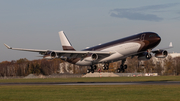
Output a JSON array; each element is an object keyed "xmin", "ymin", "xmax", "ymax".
[{"xmin": 59, "ymin": 31, "xmax": 76, "ymax": 51}]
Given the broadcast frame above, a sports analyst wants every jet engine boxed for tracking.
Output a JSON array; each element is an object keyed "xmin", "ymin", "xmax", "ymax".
[
  {"xmin": 91, "ymin": 53, "xmax": 98, "ymax": 60},
  {"xmin": 138, "ymin": 52, "xmax": 152, "ymax": 60},
  {"xmin": 155, "ymin": 50, "xmax": 168, "ymax": 58},
  {"xmin": 43, "ymin": 51, "xmax": 57, "ymax": 59}
]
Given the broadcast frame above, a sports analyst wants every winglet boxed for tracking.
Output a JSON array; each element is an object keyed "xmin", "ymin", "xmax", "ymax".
[
  {"xmin": 169, "ymin": 42, "xmax": 173, "ymax": 47},
  {"xmin": 4, "ymin": 43, "xmax": 12, "ymax": 49}
]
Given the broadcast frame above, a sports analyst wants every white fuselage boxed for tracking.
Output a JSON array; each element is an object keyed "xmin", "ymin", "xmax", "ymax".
[{"xmin": 76, "ymin": 42, "xmax": 141, "ymax": 66}]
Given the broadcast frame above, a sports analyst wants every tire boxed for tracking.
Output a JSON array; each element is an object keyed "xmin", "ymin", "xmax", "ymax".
[
  {"xmin": 106, "ymin": 66, "xmax": 109, "ymax": 70},
  {"xmin": 94, "ymin": 65, "xmax": 97, "ymax": 70},
  {"xmin": 103, "ymin": 66, "xmax": 106, "ymax": 70},
  {"xmin": 87, "ymin": 69, "xmax": 90, "ymax": 73},
  {"xmin": 105, "ymin": 63, "xmax": 109, "ymax": 67},
  {"xmin": 91, "ymin": 69, "xmax": 94, "ymax": 73},
  {"xmin": 117, "ymin": 68, "xmax": 121, "ymax": 73},
  {"xmin": 122, "ymin": 69, "xmax": 125, "ymax": 73},
  {"xmin": 146, "ymin": 53, "xmax": 152, "ymax": 59},
  {"xmin": 120, "ymin": 65, "xmax": 124, "ymax": 69},
  {"xmin": 124, "ymin": 65, "xmax": 127, "ymax": 69}
]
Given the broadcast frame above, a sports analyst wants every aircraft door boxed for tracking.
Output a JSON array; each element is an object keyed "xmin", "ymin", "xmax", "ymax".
[{"xmin": 140, "ymin": 34, "xmax": 145, "ymax": 41}]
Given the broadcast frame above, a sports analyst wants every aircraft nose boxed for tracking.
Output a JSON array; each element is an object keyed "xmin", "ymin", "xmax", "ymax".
[
  {"xmin": 153, "ymin": 34, "xmax": 161, "ymax": 45},
  {"xmin": 156, "ymin": 35, "xmax": 161, "ymax": 43},
  {"xmin": 149, "ymin": 33, "xmax": 161, "ymax": 47}
]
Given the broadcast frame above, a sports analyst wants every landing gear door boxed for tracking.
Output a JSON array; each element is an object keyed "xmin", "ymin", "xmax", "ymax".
[{"xmin": 140, "ymin": 34, "xmax": 145, "ymax": 41}]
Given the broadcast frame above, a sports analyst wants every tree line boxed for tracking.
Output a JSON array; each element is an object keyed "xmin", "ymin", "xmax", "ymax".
[
  {"xmin": 0, "ymin": 58, "xmax": 62, "ymax": 77},
  {"xmin": 0, "ymin": 56, "xmax": 180, "ymax": 77}
]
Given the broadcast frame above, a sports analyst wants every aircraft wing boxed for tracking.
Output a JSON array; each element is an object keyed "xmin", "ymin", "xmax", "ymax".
[
  {"xmin": 4, "ymin": 44, "xmax": 115, "ymax": 58},
  {"xmin": 4, "ymin": 44, "xmax": 47, "ymax": 53}
]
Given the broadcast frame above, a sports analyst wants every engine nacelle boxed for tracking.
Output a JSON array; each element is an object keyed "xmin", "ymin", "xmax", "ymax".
[
  {"xmin": 138, "ymin": 52, "xmax": 152, "ymax": 60},
  {"xmin": 155, "ymin": 50, "xmax": 168, "ymax": 58},
  {"xmin": 91, "ymin": 53, "xmax": 98, "ymax": 60},
  {"xmin": 43, "ymin": 51, "xmax": 57, "ymax": 59}
]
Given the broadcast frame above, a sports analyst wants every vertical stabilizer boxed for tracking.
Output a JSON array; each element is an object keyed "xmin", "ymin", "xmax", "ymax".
[{"xmin": 59, "ymin": 31, "xmax": 76, "ymax": 51}]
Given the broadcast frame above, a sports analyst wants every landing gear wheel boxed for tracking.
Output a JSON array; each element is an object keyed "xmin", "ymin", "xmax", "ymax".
[
  {"xmin": 117, "ymin": 68, "xmax": 121, "ymax": 73},
  {"xmin": 93, "ymin": 65, "xmax": 97, "ymax": 70},
  {"xmin": 120, "ymin": 65, "xmax": 124, "ymax": 69},
  {"xmin": 117, "ymin": 59, "xmax": 128, "ymax": 73},
  {"xmin": 87, "ymin": 69, "xmax": 90, "ymax": 73},
  {"xmin": 117, "ymin": 65, "xmax": 127, "ymax": 73},
  {"xmin": 88, "ymin": 65, "xmax": 97, "ymax": 73},
  {"xmin": 146, "ymin": 53, "xmax": 152, "ymax": 59},
  {"xmin": 103, "ymin": 63, "xmax": 109, "ymax": 70},
  {"xmin": 103, "ymin": 66, "xmax": 106, "ymax": 70},
  {"xmin": 122, "ymin": 69, "xmax": 125, "ymax": 73},
  {"xmin": 124, "ymin": 65, "xmax": 127, "ymax": 69},
  {"xmin": 106, "ymin": 66, "xmax": 109, "ymax": 70},
  {"xmin": 91, "ymin": 69, "xmax": 94, "ymax": 73}
]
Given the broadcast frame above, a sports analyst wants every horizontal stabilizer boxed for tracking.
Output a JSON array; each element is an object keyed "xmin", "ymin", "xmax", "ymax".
[
  {"xmin": 169, "ymin": 42, "xmax": 173, "ymax": 47},
  {"xmin": 152, "ymin": 42, "xmax": 173, "ymax": 52}
]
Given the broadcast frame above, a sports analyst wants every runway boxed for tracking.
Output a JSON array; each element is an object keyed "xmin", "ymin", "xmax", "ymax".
[{"xmin": 1, "ymin": 81, "xmax": 180, "ymax": 85}]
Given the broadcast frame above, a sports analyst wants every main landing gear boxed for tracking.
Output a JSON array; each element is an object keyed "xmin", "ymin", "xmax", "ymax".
[
  {"xmin": 87, "ymin": 63, "xmax": 110, "ymax": 73},
  {"xmin": 117, "ymin": 59, "xmax": 127, "ymax": 73},
  {"xmin": 87, "ymin": 65, "xmax": 97, "ymax": 73},
  {"xmin": 103, "ymin": 63, "xmax": 109, "ymax": 70}
]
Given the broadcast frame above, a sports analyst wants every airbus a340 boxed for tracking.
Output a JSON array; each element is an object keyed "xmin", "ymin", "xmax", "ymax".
[{"xmin": 4, "ymin": 31, "xmax": 172, "ymax": 73}]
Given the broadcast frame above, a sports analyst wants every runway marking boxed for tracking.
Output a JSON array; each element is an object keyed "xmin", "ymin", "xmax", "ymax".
[
  {"xmin": 55, "ymin": 82, "xmax": 137, "ymax": 85},
  {"xmin": 1, "ymin": 81, "xmax": 180, "ymax": 85}
]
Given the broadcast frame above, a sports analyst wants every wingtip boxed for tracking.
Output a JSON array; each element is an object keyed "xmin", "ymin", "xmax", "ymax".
[{"xmin": 4, "ymin": 43, "xmax": 12, "ymax": 49}]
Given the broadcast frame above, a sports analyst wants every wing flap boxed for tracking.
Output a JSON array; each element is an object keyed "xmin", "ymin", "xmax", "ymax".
[{"xmin": 56, "ymin": 50, "xmax": 115, "ymax": 59}]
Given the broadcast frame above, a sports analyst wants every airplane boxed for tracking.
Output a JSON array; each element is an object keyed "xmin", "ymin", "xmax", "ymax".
[{"xmin": 4, "ymin": 31, "xmax": 173, "ymax": 73}]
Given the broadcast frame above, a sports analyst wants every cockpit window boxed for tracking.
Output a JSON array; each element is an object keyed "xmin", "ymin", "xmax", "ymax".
[{"xmin": 149, "ymin": 34, "xmax": 158, "ymax": 37}]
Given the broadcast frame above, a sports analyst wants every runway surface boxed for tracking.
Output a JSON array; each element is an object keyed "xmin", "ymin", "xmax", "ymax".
[{"xmin": 1, "ymin": 81, "xmax": 180, "ymax": 85}]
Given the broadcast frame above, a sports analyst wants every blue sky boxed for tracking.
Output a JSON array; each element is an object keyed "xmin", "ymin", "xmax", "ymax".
[{"xmin": 1, "ymin": 0, "xmax": 180, "ymax": 62}]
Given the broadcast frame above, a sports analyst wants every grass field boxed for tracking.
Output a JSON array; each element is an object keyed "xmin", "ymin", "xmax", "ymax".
[
  {"xmin": 0, "ymin": 85, "xmax": 180, "ymax": 101},
  {"xmin": 1, "ymin": 76, "xmax": 180, "ymax": 101}
]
